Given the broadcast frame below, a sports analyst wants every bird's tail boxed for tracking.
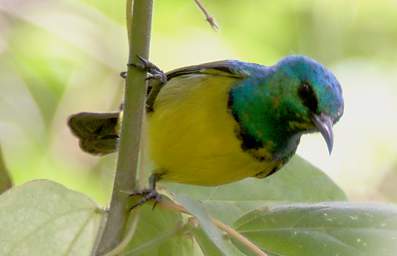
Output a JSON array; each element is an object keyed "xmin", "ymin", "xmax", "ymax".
[{"xmin": 68, "ymin": 112, "xmax": 120, "ymax": 155}]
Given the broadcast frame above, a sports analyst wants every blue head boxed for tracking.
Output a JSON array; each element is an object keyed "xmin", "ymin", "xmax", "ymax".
[{"xmin": 230, "ymin": 55, "xmax": 344, "ymax": 157}]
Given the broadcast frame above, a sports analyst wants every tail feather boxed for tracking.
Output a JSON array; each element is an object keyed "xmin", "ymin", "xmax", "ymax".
[{"xmin": 68, "ymin": 112, "xmax": 120, "ymax": 155}]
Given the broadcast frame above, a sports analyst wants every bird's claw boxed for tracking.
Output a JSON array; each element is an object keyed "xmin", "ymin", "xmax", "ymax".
[
  {"xmin": 123, "ymin": 56, "xmax": 167, "ymax": 84},
  {"xmin": 137, "ymin": 55, "xmax": 167, "ymax": 84},
  {"xmin": 129, "ymin": 189, "xmax": 162, "ymax": 210},
  {"xmin": 145, "ymin": 72, "xmax": 167, "ymax": 84},
  {"xmin": 120, "ymin": 71, "xmax": 127, "ymax": 78}
]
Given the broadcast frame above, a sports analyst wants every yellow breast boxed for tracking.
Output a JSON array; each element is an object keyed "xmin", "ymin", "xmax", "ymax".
[{"xmin": 147, "ymin": 75, "xmax": 275, "ymax": 186}]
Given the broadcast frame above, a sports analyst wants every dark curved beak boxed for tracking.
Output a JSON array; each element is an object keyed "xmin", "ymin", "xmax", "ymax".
[{"xmin": 312, "ymin": 113, "xmax": 334, "ymax": 154}]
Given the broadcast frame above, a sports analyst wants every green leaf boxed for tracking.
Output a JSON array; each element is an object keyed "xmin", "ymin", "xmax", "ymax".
[
  {"xmin": 124, "ymin": 203, "xmax": 198, "ymax": 256},
  {"xmin": 192, "ymin": 227, "xmax": 224, "ymax": 256},
  {"xmin": 177, "ymin": 195, "xmax": 240, "ymax": 256},
  {"xmin": 192, "ymin": 227, "xmax": 245, "ymax": 256},
  {"xmin": 0, "ymin": 180, "xmax": 103, "ymax": 256},
  {"xmin": 166, "ymin": 156, "xmax": 346, "ymax": 224},
  {"xmin": 233, "ymin": 202, "xmax": 397, "ymax": 256},
  {"xmin": 0, "ymin": 146, "xmax": 12, "ymax": 193}
]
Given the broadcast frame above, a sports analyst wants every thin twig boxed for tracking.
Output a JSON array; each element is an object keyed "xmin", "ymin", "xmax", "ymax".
[
  {"xmin": 212, "ymin": 219, "xmax": 268, "ymax": 256},
  {"xmin": 159, "ymin": 199, "xmax": 268, "ymax": 256},
  {"xmin": 193, "ymin": 0, "xmax": 219, "ymax": 30},
  {"xmin": 93, "ymin": 0, "xmax": 153, "ymax": 254}
]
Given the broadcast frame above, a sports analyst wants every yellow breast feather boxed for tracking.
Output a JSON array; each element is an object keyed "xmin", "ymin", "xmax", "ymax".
[{"xmin": 148, "ymin": 74, "xmax": 276, "ymax": 186}]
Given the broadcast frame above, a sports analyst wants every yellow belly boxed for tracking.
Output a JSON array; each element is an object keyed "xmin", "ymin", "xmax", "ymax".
[{"xmin": 147, "ymin": 74, "xmax": 275, "ymax": 186}]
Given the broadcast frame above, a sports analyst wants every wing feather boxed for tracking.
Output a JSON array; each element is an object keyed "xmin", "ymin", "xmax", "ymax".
[{"xmin": 166, "ymin": 60, "xmax": 250, "ymax": 80}]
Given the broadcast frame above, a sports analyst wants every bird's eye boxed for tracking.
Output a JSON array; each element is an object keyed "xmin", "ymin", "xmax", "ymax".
[{"xmin": 298, "ymin": 82, "xmax": 318, "ymax": 112}]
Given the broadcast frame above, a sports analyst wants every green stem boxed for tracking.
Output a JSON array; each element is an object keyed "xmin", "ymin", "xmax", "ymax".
[
  {"xmin": 94, "ymin": 0, "xmax": 153, "ymax": 254},
  {"xmin": 103, "ymin": 210, "xmax": 141, "ymax": 256}
]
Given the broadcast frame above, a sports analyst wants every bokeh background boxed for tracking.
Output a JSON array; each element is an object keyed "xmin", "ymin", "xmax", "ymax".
[{"xmin": 0, "ymin": 0, "xmax": 396, "ymax": 205}]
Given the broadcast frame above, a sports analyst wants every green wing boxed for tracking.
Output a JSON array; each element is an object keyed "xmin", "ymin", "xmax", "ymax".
[
  {"xmin": 146, "ymin": 60, "xmax": 252, "ymax": 111},
  {"xmin": 166, "ymin": 60, "xmax": 250, "ymax": 80}
]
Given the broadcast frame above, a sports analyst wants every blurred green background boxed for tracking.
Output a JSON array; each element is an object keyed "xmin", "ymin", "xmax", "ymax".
[{"xmin": 0, "ymin": 0, "xmax": 396, "ymax": 205}]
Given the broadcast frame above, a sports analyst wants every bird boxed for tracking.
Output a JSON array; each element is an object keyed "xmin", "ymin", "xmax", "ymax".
[{"xmin": 68, "ymin": 55, "xmax": 344, "ymax": 194}]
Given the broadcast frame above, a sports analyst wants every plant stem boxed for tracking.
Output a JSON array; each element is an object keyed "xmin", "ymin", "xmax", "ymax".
[
  {"xmin": 94, "ymin": 0, "xmax": 153, "ymax": 254},
  {"xmin": 103, "ymin": 211, "xmax": 141, "ymax": 256},
  {"xmin": 193, "ymin": 0, "xmax": 219, "ymax": 30},
  {"xmin": 212, "ymin": 219, "xmax": 267, "ymax": 256},
  {"xmin": 159, "ymin": 200, "xmax": 268, "ymax": 256}
]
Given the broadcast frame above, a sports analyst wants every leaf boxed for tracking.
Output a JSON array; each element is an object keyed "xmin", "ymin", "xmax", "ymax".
[
  {"xmin": 124, "ymin": 203, "xmax": 198, "ymax": 256},
  {"xmin": 192, "ymin": 227, "xmax": 225, "ymax": 256},
  {"xmin": 0, "ymin": 146, "xmax": 12, "ymax": 193},
  {"xmin": 166, "ymin": 156, "xmax": 346, "ymax": 224},
  {"xmin": 0, "ymin": 180, "xmax": 104, "ymax": 256},
  {"xmin": 177, "ymin": 195, "xmax": 240, "ymax": 256},
  {"xmin": 192, "ymin": 227, "xmax": 245, "ymax": 256},
  {"xmin": 233, "ymin": 202, "xmax": 397, "ymax": 256}
]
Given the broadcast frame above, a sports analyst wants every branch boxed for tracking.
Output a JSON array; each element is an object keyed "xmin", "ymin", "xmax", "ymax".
[
  {"xmin": 193, "ymin": 0, "xmax": 219, "ymax": 30},
  {"xmin": 212, "ymin": 218, "xmax": 267, "ymax": 256},
  {"xmin": 94, "ymin": 0, "xmax": 153, "ymax": 254},
  {"xmin": 160, "ymin": 200, "xmax": 268, "ymax": 256},
  {"xmin": 103, "ymin": 210, "xmax": 140, "ymax": 256}
]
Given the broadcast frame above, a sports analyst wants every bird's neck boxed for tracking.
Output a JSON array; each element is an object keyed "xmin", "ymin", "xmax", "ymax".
[{"xmin": 229, "ymin": 77, "xmax": 301, "ymax": 161}]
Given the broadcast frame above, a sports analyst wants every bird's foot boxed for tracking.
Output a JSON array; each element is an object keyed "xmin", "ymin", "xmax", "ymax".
[
  {"xmin": 120, "ymin": 71, "xmax": 127, "ymax": 78},
  {"xmin": 137, "ymin": 56, "xmax": 167, "ymax": 84},
  {"xmin": 121, "ymin": 57, "xmax": 167, "ymax": 112},
  {"xmin": 129, "ymin": 173, "xmax": 163, "ymax": 210},
  {"xmin": 122, "ymin": 56, "xmax": 167, "ymax": 84},
  {"xmin": 129, "ymin": 189, "xmax": 162, "ymax": 210}
]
